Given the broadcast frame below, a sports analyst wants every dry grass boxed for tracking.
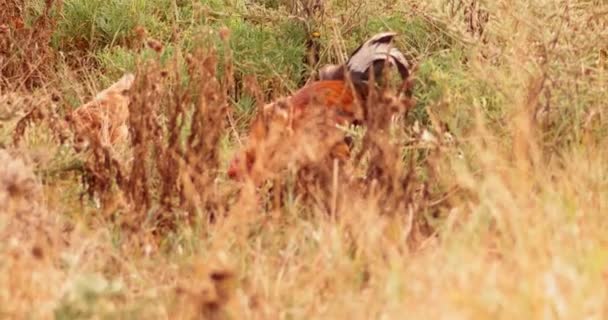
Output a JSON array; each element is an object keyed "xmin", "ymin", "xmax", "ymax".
[
  {"xmin": 0, "ymin": 0, "xmax": 59, "ymax": 90},
  {"xmin": 65, "ymin": 73, "xmax": 134, "ymax": 153},
  {"xmin": 1, "ymin": 0, "xmax": 608, "ymax": 319}
]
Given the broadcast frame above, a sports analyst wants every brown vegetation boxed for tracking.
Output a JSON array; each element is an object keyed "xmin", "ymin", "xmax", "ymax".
[
  {"xmin": 0, "ymin": 0, "xmax": 59, "ymax": 90},
  {"xmin": 1, "ymin": 0, "xmax": 607, "ymax": 318},
  {"xmin": 65, "ymin": 73, "xmax": 134, "ymax": 152}
]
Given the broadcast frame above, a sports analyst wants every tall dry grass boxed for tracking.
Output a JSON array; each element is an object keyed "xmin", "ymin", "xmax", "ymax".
[
  {"xmin": 0, "ymin": 0, "xmax": 59, "ymax": 90},
  {"xmin": 0, "ymin": 0, "xmax": 607, "ymax": 319}
]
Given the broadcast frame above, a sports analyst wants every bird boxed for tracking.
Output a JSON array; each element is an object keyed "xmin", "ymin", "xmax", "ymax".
[{"xmin": 227, "ymin": 32, "xmax": 410, "ymax": 184}]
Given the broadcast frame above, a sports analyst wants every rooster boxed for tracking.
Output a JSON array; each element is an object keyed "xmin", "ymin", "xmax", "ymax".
[{"xmin": 227, "ymin": 32, "xmax": 410, "ymax": 184}]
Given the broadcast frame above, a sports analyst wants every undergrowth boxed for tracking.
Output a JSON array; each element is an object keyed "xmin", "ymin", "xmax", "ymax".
[{"xmin": 1, "ymin": 0, "xmax": 608, "ymax": 319}]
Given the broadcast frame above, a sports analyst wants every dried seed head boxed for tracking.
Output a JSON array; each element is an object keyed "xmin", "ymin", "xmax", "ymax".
[
  {"xmin": 210, "ymin": 269, "xmax": 234, "ymax": 282},
  {"xmin": 147, "ymin": 39, "xmax": 163, "ymax": 53},
  {"xmin": 31, "ymin": 245, "xmax": 44, "ymax": 260},
  {"xmin": 12, "ymin": 17, "xmax": 24, "ymax": 30},
  {"xmin": 185, "ymin": 53, "xmax": 194, "ymax": 65},
  {"xmin": 134, "ymin": 25, "xmax": 147, "ymax": 40},
  {"xmin": 219, "ymin": 26, "xmax": 230, "ymax": 41}
]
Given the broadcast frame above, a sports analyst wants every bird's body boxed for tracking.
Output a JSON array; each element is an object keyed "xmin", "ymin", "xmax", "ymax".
[
  {"xmin": 284, "ymin": 80, "xmax": 359, "ymax": 126},
  {"xmin": 227, "ymin": 32, "xmax": 410, "ymax": 183},
  {"xmin": 226, "ymin": 81, "xmax": 359, "ymax": 183}
]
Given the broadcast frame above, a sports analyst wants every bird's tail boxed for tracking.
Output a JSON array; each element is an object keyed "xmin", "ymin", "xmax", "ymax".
[{"xmin": 319, "ymin": 32, "xmax": 409, "ymax": 83}]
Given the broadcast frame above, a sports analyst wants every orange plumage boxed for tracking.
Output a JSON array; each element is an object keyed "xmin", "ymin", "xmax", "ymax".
[
  {"xmin": 283, "ymin": 80, "xmax": 359, "ymax": 125},
  {"xmin": 226, "ymin": 81, "xmax": 359, "ymax": 182}
]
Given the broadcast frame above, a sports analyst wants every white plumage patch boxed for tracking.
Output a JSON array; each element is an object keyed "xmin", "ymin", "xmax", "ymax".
[{"xmin": 346, "ymin": 32, "xmax": 409, "ymax": 78}]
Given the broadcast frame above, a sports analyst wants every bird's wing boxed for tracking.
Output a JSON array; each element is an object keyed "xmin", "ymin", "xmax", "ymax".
[
  {"xmin": 346, "ymin": 32, "xmax": 409, "ymax": 81},
  {"xmin": 346, "ymin": 32, "xmax": 397, "ymax": 74}
]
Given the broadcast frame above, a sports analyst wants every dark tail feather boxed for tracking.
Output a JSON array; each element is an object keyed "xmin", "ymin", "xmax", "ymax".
[
  {"xmin": 319, "ymin": 32, "xmax": 410, "ymax": 83},
  {"xmin": 346, "ymin": 32, "xmax": 409, "ymax": 82}
]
